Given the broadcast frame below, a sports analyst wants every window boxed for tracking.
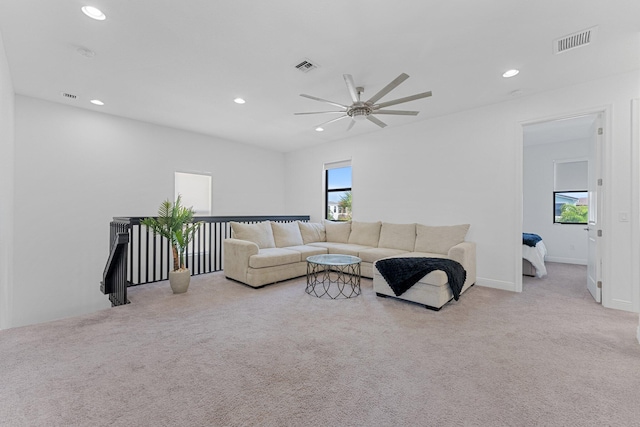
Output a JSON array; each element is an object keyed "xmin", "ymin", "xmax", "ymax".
[
  {"xmin": 174, "ymin": 172, "xmax": 212, "ymax": 216},
  {"xmin": 325, "ymin": 161, "xmax": 351, "ymax": 221},
  {"xmin": 553, "ymin": 159, "xmax": 588, "ymax": 224},
  {"xmin": 553, "ymin": 191, "xmax": 588, "ymax": 224}
]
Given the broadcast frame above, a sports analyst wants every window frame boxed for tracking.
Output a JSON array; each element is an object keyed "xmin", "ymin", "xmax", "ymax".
[
  {"xmin": 553, "ymin": 190, "xmax": 589, "ymax": 225},
  {"xmin": 324, "ymin": 162, "xmax": 352, "ymax": 222}
]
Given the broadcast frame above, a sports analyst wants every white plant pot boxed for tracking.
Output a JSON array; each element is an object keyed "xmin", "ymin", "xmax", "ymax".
[{"xmin": 169, "ymin": 269, "xmax": 191, "ymax": 294}]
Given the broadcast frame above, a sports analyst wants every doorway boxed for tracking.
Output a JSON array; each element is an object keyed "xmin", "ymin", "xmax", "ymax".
[{"xmin": 521, "ymin": 112, "xmax": 603, "ymax": 303}]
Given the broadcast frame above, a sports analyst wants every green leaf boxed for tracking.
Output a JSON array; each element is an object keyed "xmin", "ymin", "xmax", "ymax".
[{"xmin": 140, "ymin": 194, "xmax": 202, "ymax": 270}]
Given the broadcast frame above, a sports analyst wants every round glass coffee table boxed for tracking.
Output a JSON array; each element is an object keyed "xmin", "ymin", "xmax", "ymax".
[{"xmin": 306, "ymin": 254, "xmax": 361, "ymax": 299}]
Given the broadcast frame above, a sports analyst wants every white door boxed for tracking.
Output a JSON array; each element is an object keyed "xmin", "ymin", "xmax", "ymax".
[{"xmin": 586, "ymin": 114, "xmax": 603, "ymax": 303}]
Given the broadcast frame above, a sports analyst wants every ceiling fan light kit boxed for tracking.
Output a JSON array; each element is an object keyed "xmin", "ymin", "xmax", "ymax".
[{"xmin": 295, "ymin": 73, "xmax": 432, "ymax": 131}]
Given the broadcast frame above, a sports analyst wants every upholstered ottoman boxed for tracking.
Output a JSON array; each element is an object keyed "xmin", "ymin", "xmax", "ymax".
[{"xmin": 373, "ymin": 252, "xmax": 475, "ymax": 311}]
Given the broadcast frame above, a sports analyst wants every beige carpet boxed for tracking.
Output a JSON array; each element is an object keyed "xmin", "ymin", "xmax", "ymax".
[{"xmin": 1, "ymin": 262, "xmax": 639, "ymax": 426}]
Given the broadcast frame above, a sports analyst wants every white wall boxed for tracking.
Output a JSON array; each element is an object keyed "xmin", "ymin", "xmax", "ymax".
[
  {"xmin": 0, "ymin": 31, "xmax": 15, "ymax": 330},
  {"xmin": 523, "ymin": 138, "xmax": 590, "ymax": 264},
  {"xmin": 11, "ymin": 96, "xmax": 287, "ymax": 327},
  {"xmin": 284, "ymin": 70, "xmax": 640, "ymax": 312}
]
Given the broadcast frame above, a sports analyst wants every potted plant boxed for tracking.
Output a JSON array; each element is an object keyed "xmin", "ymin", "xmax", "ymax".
[{"xmin": 141, "ymin": 195, "xmax": 202, "ymax": 293}]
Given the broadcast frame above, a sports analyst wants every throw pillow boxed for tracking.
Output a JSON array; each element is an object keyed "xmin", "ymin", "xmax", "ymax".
[
  {"xmin": 298, "ymin": 221, "xmax": 326, "ymax": 244},
  {"xmin": 323, "ymin": 220, "xmax": 351, "ymax": 243},
  {"xmin": 230, "ymin": 221, "xmax": 276, "ymax": 249},
  {"xmin": 414, "ymin": 224, "xmax": 470, "ymax": 255},
  {"xmin": 271, "ymin": 221, "xmax": 304, "ymax": 248},
  {"xmin": 348, "ymin": 221, "xmax": 382, "ymax": 247},
  {"xmin": 378, "ymin": 223, "xmax": 416, "ymax": 251}
]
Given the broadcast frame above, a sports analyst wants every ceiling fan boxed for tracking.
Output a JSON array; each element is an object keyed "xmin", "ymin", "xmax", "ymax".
[{"xmin": 295, "ymin": 73, "xmax": 432, "ymax": 131}]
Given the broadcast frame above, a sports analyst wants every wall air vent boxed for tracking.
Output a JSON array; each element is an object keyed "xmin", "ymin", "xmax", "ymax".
[
  {"xmin": 294, "ymin": 58, "xmax": 319, "ymax": 73},
  {"xmin": 554, "ymin": 26, "xmax": 597, "ymax": 54},
  {"xmin": 61, "ymin": 92, "xmax": 78, "ymax": 100}
]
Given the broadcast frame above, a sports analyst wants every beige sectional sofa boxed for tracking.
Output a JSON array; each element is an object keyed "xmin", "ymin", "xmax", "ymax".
[{"xmin": 223, "ymin": 220, "xmax": 476, "ymax": 310}]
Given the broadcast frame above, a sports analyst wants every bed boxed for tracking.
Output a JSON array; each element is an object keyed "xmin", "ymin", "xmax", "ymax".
[{"xmin": 522, "ymin": 233, "xmax": 547, "ymax": 278}]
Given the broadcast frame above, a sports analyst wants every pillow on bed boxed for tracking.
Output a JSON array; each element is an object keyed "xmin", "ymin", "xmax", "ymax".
[
  {"xmin": 523, "ymin": 233, "xmax": 542, "ymax": 247},
  {"xmin": 414, "ymin": 224, "xmax": 470, "ymax": 255}
]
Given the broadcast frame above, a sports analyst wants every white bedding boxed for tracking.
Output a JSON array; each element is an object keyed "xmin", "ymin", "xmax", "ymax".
[{"xmin": 523, "ymin": 241, "xmax": 547, "ymax": 278}]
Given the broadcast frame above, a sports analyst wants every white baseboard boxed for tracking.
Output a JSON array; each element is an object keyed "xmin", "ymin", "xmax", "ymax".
[
  {"xmin": 476, "ymin": 277, "xmax": 516, "ymax": 292},
  {"xmin": 545, "ymin": 256, "xmax": 587, "ymax": 265},
  {"xmin": 606, "ymin": 298, "xmax": 635, "ymax": 313}
]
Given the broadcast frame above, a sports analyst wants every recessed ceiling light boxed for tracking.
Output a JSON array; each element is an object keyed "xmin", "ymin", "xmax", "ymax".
[
  {"xmin": 76, "ymin": 47, "xmax": 95, "ymax": 58},
  {"xmin": 81, "ymin": 6, "xmax": 106, "ymax": 21},
  {"xmin": 502, "ymin": 69, "xmax": 520, "ymax": 78},
  {"xmin": 315, "ymin": 127, "xmax": 324, "ymax": 132},
  {"xmin": 90, "ymin": 99, "xmax": 104, "ymax": 106},
  {"xmin": 234, "ymin": 98, "xmax": 246, "ymax": 104}
]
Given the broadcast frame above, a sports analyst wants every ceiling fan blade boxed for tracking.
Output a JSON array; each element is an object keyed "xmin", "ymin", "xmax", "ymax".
[
  {"xmin": 365, "ymin": 73, "xmax": 410, "ymax": 104},
  {"xmin": 374, "ymin": 91, "xmax": 432, "ymax": 109},
  {"xmin": 294, "ymin": 111, "xmax": 347, "ymax": 115},
  {"xmin": 316, "ymin": 115, "xmax": 349, "ymax": 128},
  {"xmin": 343, "ymin": 74, "xmax": 360, "ymax": 103},
  {"xmin": 366, "ymin": 115, "xmax": 387, "ymax": 128},
  {"xmin": 347, "ymin": 119, "xmax": 356, "ymax": 131},
  {"xmin": 300, "ymin": 94, "xmax": 349, "ymax": 109},
  {"xmin": 372, "ymin": 110, "xmax": 419, "ymax": 116}
]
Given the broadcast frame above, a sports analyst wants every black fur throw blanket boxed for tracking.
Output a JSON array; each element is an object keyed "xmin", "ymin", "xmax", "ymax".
[{"xmin": 375, "ymin": 257, "xmax": 466, "ymax": 300}]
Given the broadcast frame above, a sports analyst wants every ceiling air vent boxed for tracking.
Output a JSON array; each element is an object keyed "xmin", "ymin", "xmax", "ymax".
[
  {"xmin": 61, "ymin": 92, "xmax": 78, "ymax": 100},
  {"xmin": 554, "ymin": 26, "xmax": 598, "ymax": 54},
  {"xmin": 294, "ymin": 58, "xmax": 319, "ymax": 73}
]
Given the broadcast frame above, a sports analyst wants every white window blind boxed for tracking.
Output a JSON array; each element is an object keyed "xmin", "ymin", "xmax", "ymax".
[
  {"xmin": 175, "ymin": 172, "xmax": 212, "ymax": 215},
  {"xmin": 324, "ymin": 159, "xmax": 351, "ymax": 170},
  {"xmin": 554, "ymin": 160, "xmax": 588, "ymax": 191}
]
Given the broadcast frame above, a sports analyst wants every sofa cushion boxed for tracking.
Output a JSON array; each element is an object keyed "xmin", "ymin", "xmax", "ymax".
[
  {"xmin": 298, "ymin": 221, "xmax": 326, "ymax": 244},
  {"xmin": 406, "ymin": 251, "xmax": 448, "ymax": 260},
  {"xmin": 231, "ymin": 221, "xmax": 275, "ymax": 249},
  {"xmin": 283, "ymin": 245, "xmax": 328, "ymax": 258},
  {"xmin": 248, "ymin": 248, "xmax": 301, "ymax": 269},
  {"xmin": 378, "ymin": 222, "xmax": 416, "ymax": 251},
  {"xmin": 271, "ymin": 221, "xmax": 304, "ymax": 248},
  {"xmin": 414, "ymin": 224, "xmax": 470, "ymax": 255},
  {"xmin": 323, "ymin": 220, "xmax": 351, "ymax": 243},
  {"xmin": 307, "ymin": 242, "xmax": 368, "ymax": 256},
  {"xmin": 307, "ymin": 242, "xmax": 341, "ymax": 250},
  {"xmin": 348, "ymin": 221, "xmax": 382, "ymax": 247},
  {"xmin": 326, "ymin": 243, "xmax": 371, "ymax": 257},
  {"xmin": 358, "ymin": 247, "xmax": 410, "ymax": 264}
]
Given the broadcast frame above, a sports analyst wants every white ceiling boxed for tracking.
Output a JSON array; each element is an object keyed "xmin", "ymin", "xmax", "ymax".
[{"xmin": 0, "ymin": 1, "xmax": 638, "ymax": 152}]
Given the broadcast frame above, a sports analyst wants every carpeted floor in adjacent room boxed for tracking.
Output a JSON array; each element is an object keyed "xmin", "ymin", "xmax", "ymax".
[{"xmin": 1, "ymin": 262, "xmax": 639, "ymax": 426}]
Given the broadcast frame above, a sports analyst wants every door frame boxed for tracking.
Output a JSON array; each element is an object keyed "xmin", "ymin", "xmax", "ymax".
[
  {"xmin": 515, "ymin": 106, "xmax": 611, "ymax": 303},
  {"xmin": 587, "ymin": 112, "xmax": 603, "ymax": 303},
  {"xmin": 631, "ymin": 99, "xmax": 640, "ymax": 319}
]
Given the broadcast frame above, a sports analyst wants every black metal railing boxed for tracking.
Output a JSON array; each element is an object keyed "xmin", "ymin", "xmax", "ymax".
[
  {"xmin": 101, "ymin": 231, "xmax": 130, "ymax": 306},
  {"xmin": 102, "ymin": 215, "xmax": 309, "ymax": 306}
]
